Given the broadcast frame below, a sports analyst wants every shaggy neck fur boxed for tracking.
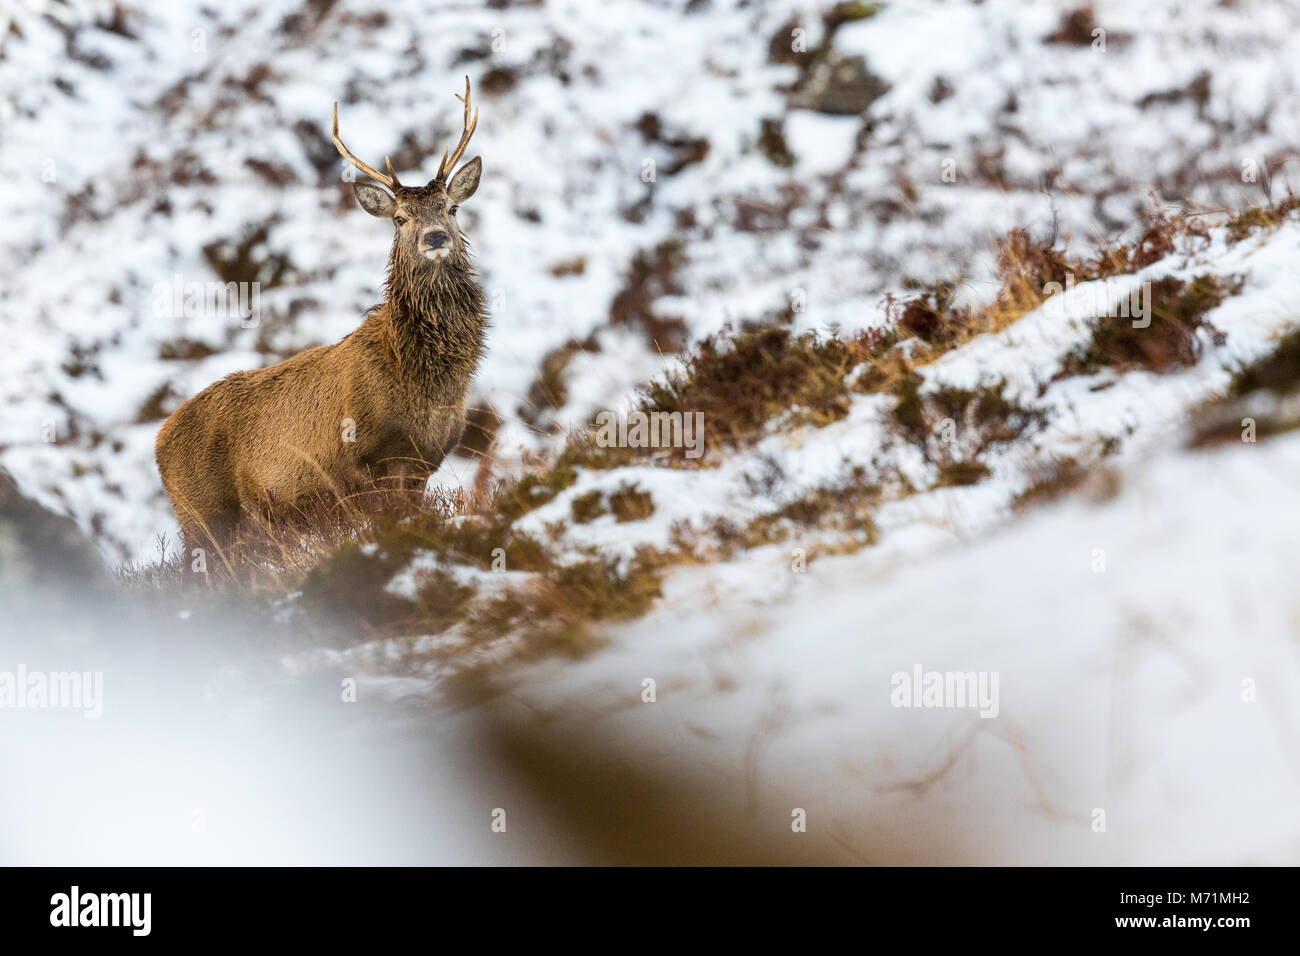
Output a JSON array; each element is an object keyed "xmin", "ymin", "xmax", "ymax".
[{"xmin": 382, "ymin": 245, "xmax": 487, "ymax": 388}]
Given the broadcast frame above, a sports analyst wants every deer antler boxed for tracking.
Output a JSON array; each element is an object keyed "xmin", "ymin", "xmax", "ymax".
[
  {"xmin": 332, "ymin": 102, "xmax": 401, "ymax": 191},
  {"xmin": 433, "ymin": 76, "xmax": 479, "ymax": 185}
]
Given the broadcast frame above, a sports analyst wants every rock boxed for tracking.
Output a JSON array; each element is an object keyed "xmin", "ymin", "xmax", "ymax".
[
  {"xmin": 791, "ymin": 50, "xmax": 888, "ymax": 116},
  {"xmin": 0, "ymin": 469, "xmax": 108, "ymax": 603}
]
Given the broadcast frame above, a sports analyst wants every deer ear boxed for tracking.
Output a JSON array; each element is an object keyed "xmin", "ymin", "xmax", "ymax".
[
  {"xmin": 353, "ymin": 182, "xmax": 396, "ymax": 218},
  {"xmin": 446, "ymin": 157, "xmax": 482, "ymax": 203}
]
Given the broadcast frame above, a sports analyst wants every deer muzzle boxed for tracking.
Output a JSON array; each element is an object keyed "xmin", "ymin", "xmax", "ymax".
[{"xmin": 422, "ymin": 229, "xmax": 450, "ymax": 260}]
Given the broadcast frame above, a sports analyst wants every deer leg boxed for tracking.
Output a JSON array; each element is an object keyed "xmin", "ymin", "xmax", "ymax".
[
  {"xmin": 179, "ymin": 507, "xmax": 239, "ymax": 585},
  {"xmin": 373, "ymin": 459, "xmax": 430, "ymax": 506},
  {"xmin": 389, "ymin": 466, "xmax": 429, "ymax": 496}
]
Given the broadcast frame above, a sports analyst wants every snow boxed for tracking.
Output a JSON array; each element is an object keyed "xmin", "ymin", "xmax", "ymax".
[
  {"xmin": 493, "ymin": 430, "xmax": 1300, "ymax": 864},
  {"xmin": 6, "ymin": 0, "xmax": 1300, "ymax": 561},
  {"xmin": 4, "ymin": 0, "xmax": 1300, "ymax": 864}
]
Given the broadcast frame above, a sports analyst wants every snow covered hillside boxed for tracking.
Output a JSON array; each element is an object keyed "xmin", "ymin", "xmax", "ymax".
[
  {"xmin": 3, "ymin": 0, "xmax": 1299, "ymax": 560},
  {"xmin": 3, "ymin": 1, "xmax": 1300, "ymax": 865},
  {"xmin": 271, "ymin": 213, "xmax": 1300, "ymax": 864}
]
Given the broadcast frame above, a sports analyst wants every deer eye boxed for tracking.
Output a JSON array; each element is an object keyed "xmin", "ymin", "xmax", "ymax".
[
  {"xmin": 448, "ymin": 205, "xmax": 459, "ymax": 216},
  {"xmin": 393, "ymin": 215, "xmax": 407, "ymax": 226}
]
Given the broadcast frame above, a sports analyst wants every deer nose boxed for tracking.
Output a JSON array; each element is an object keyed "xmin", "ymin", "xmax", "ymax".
[{"xmin": 422, "ymin": 230, "xmax": 448, "ymax": 250}]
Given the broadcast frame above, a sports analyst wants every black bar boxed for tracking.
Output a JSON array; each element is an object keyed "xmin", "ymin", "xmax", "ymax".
[{"xmin": 0, "ymin": 867, "xmax": 1276, "ymax": 942}]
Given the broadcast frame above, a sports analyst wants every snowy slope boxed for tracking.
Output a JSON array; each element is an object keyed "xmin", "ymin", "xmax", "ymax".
[
  {"xmin": 490, "ymin": 430, "xmax": 1300, "ymax": 865},
  {"xmin": 4, "ymin": 0, "xmax": 1300, "ymax": 560},
  {"xmin": 4, "ymin": 0, "xmax": 1300, "ymax": 866},
  {"xmin": 274, "ymin": 215, "xmax": 1300, "ymax": 863}
]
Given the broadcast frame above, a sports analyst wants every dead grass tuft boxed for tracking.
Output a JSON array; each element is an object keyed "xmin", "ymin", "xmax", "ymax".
[
  {"xmin": 1059, "ymin": 274, "xmax": 1234, "ymax": 377},
  {"xmin": 745, "ymin": 471, "xmax": 880, "ymax": 550},
  {"xmin": 1190, "ymin": 325, "xmax": 1300, "ymax": 446},
  {"xmin": 674, "ymin": 472, "xmax": 879, "ymax": 573},
  {"xmin": 570, "ymin": 489, "xmax": 608, "ymax": 524},
  {"xmin": 1013, "ymin": 457, "xmax": 1122, "ymax": 510},
  {"xmin": 1231, "ymin": 326, "xmax": 1300, "ymax": 397},
  {"xmin": 520, "ymin": 340, "xmax": 587, "ymax": 425},
  {"xmin": 608, "ymin": 485, "xmax": 655, "ymax": 522},
  {"xmin": 892, "ymin": 376, "xmax": 1048, "ymax": 484},
  {"xmin": 636, "ymin": 326, "xmax": 898, "ymax": 460},
  {"xmin": 568, "ymin": 484, "xmax": 655, "ymax": 524},
  {"xmin": 1226, "ymin": 194, "xmax": 1300, "ymax": 243},
  {"xmin": 1046, "ymin": 4, "xmax": 1099, "ymax": 45},
  {"xmin": 609, "ymin": 241, "xmax": 690, "ymax": 352}
]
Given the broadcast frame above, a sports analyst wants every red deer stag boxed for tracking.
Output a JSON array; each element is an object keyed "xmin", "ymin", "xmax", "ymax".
[{"xmin": 156, "ymin": 78, "xmax": 487, "ymax": 570}]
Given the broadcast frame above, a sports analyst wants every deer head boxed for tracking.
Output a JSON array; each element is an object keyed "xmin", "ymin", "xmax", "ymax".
[{"xmin": 332, "ymin": 77, "xmax": 482, "ymax": 269}]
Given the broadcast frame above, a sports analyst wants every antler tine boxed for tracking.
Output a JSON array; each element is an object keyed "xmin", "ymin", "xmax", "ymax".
[
  {"xmin": 331, "ymin": 102, "xmax": 397, "ymax": 191},
  {"xmin": 434, "ymin": 76, "xmax": 479, "ymax": 184}
]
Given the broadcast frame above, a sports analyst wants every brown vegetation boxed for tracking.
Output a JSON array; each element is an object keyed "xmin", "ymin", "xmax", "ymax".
[{"xmin": 1058, "ymin": 274, "xmax": 1234, "ymax": 377}]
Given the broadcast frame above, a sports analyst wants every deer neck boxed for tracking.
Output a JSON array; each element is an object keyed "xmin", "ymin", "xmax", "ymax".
[{"xmin": 382, "ymin": 257, "xmax": 487, "ymax": 387}]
